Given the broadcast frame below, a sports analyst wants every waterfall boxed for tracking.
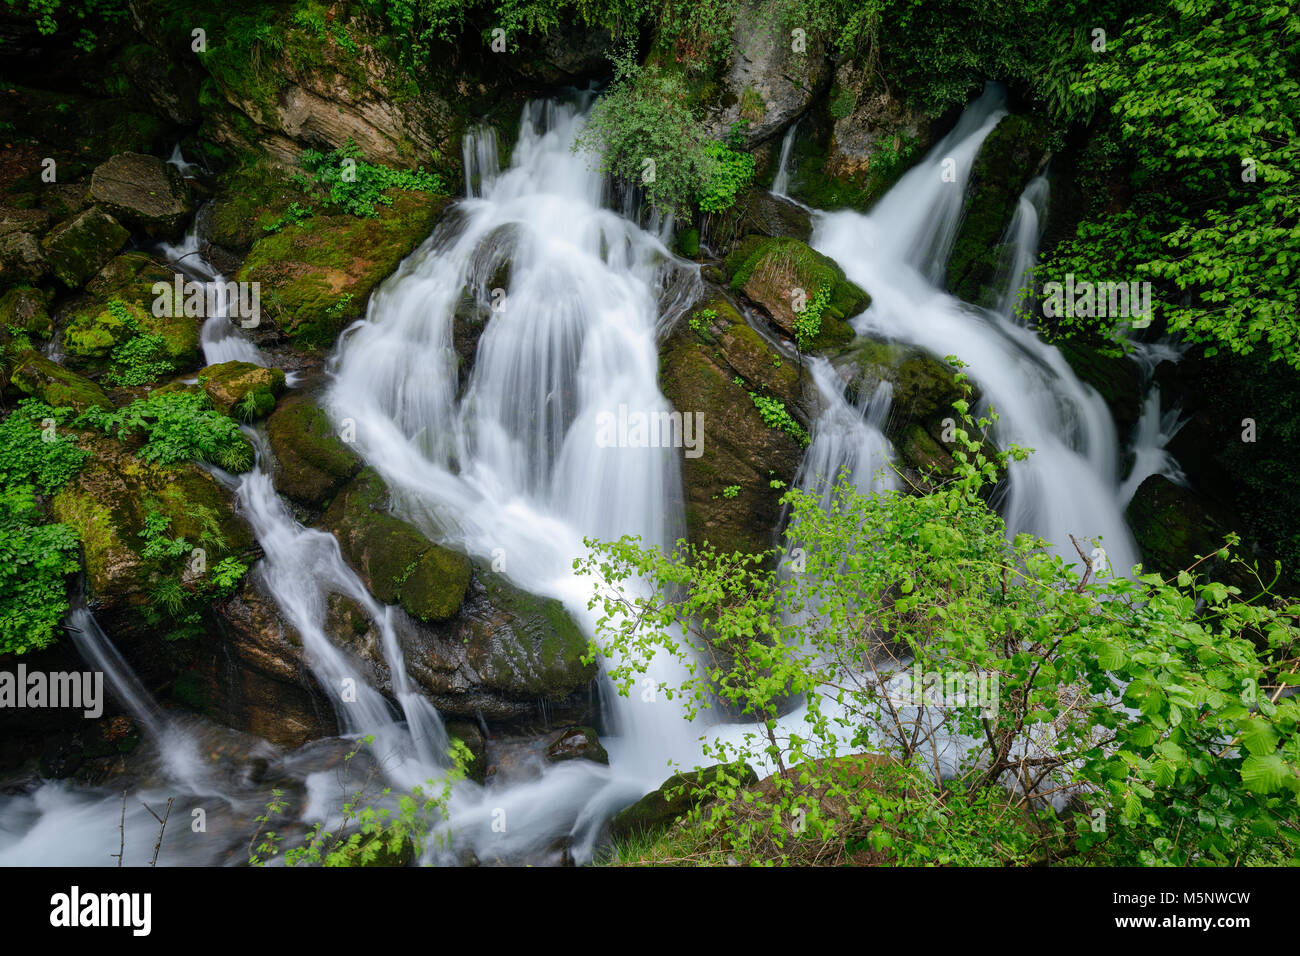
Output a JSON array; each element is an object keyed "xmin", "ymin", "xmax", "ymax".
[
  {"xmin": 813, "ymin": 83, "xmax": 1137, "ymax": 575},
  {"xmin": 995, "ymin": 174, "xmax": 1050, "ymax": 319},
  {"xmin": 771, "ymin": 120, "xmax": 801, "ymax": 198},
  {"xmin": 795, "ymin": 358, "xmax": 896, "ymax": 507}
]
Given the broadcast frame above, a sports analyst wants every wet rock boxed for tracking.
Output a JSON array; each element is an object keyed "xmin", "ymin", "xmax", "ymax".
[
  {"xmin": 322, "ymin": 468, "xmax": 471, "ymax": 623},
  {"xmin": 1126, "ymin": 474, "xmax": 1249, "ymax": 591},
  {"xmin": 7, "ymin": 349, "xmax": 113, "ymax": 411},
  {"xmin": 1055, "ymin": 338, "xmax": 1143, "ymax": 436},
  {"xmin": 609, "ymin": 763, "xmax": 758, "ymax": 841},
  {"xmin": 445, "ymin": 720, "xmax": 487, "ymax": 783},
  {"xmin": 701, "ymin": 187, "xmax": 813, "ymax": 258},
  {"xmin": 197, "ymin": 577, "xmax": 338, "ymax": 749},
  {"xmin": 265, "ymin": 392, "xmax": 361, "ymax": 508},
  {"xmin": 947, "ymin": 113, "xmax": 1050, "ymax": 306},
  {"xmin": 198, "ymin": 360, "xmax": 286, "ymax": 419},
  {"xmin": 88, "ymin": 152, "xmax": 193, "ymax": 238},
  {"xmin": 39, "ymin": 206, "xmax": 129, "ymax": 288},
  {"xmin": 545, "ymin": 726, "xmax": 609, "ymax": 765},
  {"xmin": 661, "ymin": 292, "xmax": 808, "ymax": 557},
  {"xmin": 723, "ymin": 235, "xmax": 868, "ymax": 350},
  {"xmin": 394, "ymin": 564, "xmax": 599, "ymax": 725}
]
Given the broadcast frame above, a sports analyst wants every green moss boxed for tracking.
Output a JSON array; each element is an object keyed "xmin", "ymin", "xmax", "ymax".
[
  {"xmin": 239, "ymin": 191, "xmax": 447, "ymax": 348},
  {"xmin": 265, "ymin": 393, "xmax": 360, "ymax": 507},
  {"xmin": 8, "ymin": 351, "xmax": 113, "ymax": 411},
  {"xmin": 0, "ymin": 287, "xmax": 52, "ymax": 336},
  {"xmin": 40, "ymin": 208, "xmax": 129, "ymax": 289}
]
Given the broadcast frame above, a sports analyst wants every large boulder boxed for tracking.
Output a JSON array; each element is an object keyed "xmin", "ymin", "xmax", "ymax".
[
  {"xmin": 1125, "ymin": 474, "xmax": 1254, "ymax": 592},
  {"xmin": 609, "ymin": 763, "xmax": 759, "ymax": 841},
  {"xmin": 198, "ymin": 360, "xmax": 286, "ymax": 419},
  {"xmin": 723, "ymin": 235, "xmax": 869, "ymax": 349},
  {"xmin": 545, "ymin": 726, "xmax": 609, "ymax": 765},
  {"xmin": 946, "ymin": 113, "xmax": 1050, "ymax": 305},
  {"xmin": 0, "ymin": 231, "xmax": 50, "ymax": 285},
  {"xmin": 322, "ymin": 468, "xmax": 471, "ymax": 623},
  {"xmin": 700, "ymin": 187, "xmax": 812, "ymax": 259},
  {"xmin": 327, "ymin": 562, "xmax": 599, "ymax": 725},
  {"xmin": 51, "ymin": 433, "xmax": 256, "ymax": 636},
  {"xmin": 39, "ymin": 207, "xmax": 129, "ymax": 288},
  {"xmin": 88, "ymin": 152, "xmax": 193, "ymax": 238},
  {"xmin": 265, "ymin": 392, "xmax": 361, "ymax": 508},
  {"xmin": 237, "ymin": 192, "xmax": 447, "ymax": 348},
  {"xmin": 700, "ymin": 0, "xmax": 832, "ymax": 147},
  {"xmin": 7, "ymin": 350, "xmax": 113, "ymax": 412},
  {"xmin": 661, "ymin": 293, "xmax": 809, "ymax": 557}
]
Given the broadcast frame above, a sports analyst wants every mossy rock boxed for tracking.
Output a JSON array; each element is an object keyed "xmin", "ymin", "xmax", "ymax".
[
  {"xmin": 723, "ymin": 235, "xmax": 867, "ymax": 350},
  {"xmin": 206, "ymin": 160, "xmax": 306, "ymax": 252},
  {"xmin": 946, "ymin": 113, "xmax": 1049, "ymax": 306},
  {"xmin": 265, "ymin": 392, "xmax": 361, "ymax": 507},
  {"xmin": 545, "ymin": 726, "xmax": 608, "ymax": 765},
  {"xmin": 0, "ymin": 287, "xmax": 53, "ymax": 337},
  {"xmin": 661, "ymin": 295, "xmax": 807, "ymax": 558},
  {"xmin": 88, "ymin": 152, "xmax": 192, "ymax": 238},
  {"xmin": 846, "ymin": 338, "xmax": 971, "ymax": 433},
  {"xmin": 197, "ymin": 360, "xmax": 286, "ymax": 419},
  {"xmin": 40, "ymin": 207, "xmax": 129, "ymax": 289},
  {"xmin": 51, "ymin": 433, "xmax": 254, "ymax": 627},
  {"xmin": 61, "ymin": 254, "xmax": 200, "ymax": 371},
  {"xmin": 1125, "ymin": 474, "xmax": 1255, "ymax": 593},
  {"xmin": 238, "ymin": 191, "xmax": 448, "ymax": 349},
  {"xmin": 0, "ymin": 231, "xmax": 49, "ymax": 285},
  {"xmin": 700, "ymin": 187, "xmax": 812, "ymax": 258},
  {"xmin": 322, "ymin": 468, "xmax": 471, "ymax": 622},
  {"xmin": 7, "ymin": 350, "xmax": 113, "ymax": 411},
  {"xmin": 609, "ymin": 763, "xmax": 759, "ymax": 841}
]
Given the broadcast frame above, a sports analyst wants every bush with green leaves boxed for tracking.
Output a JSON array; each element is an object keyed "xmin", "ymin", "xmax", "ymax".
[
  {"xmin": 0, "ymin": 485, "xmax": 82, "ymax": 655},
  {"xmin": 101, "ymin": 301, "xmax": 175, "ymax": 388},
  {"xmin": 1040, "ymin": 0, "xmax": 1300, "ymax": 366},
  {"xmin": 76, "ymin": 390, "xmax": 254, "ymax": 473},
  {"xmin": 0, "ymin": 400, "xmax": 88, "ymax": 494},
  {"xmin": 295, "ymin": 141, "xmax": 443, "ymax": 218},
  {"xmin": 578, "ymin": 379, "xmax": 1300, "ymax": 865}
]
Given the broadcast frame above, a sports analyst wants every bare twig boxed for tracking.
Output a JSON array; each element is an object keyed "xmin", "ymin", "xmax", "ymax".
[{"xmin": 141, "ymin": 796, "xmax": 175, "ymax": 867}]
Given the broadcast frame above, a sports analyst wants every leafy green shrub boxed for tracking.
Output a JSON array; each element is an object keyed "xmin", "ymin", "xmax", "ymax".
[
  {"xmin": 0, "ymin": 484, "xmax": 81, "ymax": 655},
  {"xmin": 0, "ymin": 400, "xmax": 88, "ymax": 494},
  {"xmin": 698, "ymin": 137, "xmax": 756, "ymax": 214},
  {"xmin": 295, "ymin": 141, "xmax": 443, "ymax": 218},
  {"xmin": 792, "ymin": 285, "xmax": 830, "ymax": 352},
  {"xmin": 578, "ymin": 382, "xmax": 1300, "ymax": 866},
  {"xmin": 76, "ymin": 390, "xmax": 254, "ymax": 473}
]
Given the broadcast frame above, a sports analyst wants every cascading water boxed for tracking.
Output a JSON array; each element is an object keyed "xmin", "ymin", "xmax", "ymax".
[
  {"xmin": 771, "ymin": 119, "xmax": 801, "ymax": 198},
  {"xmin": 813, "ymin": 84, "xmax": 1138, "ymax": 574},
  {"xmin": 995, "ymin": 174, "xmax": 1050, "ymax": 319}
]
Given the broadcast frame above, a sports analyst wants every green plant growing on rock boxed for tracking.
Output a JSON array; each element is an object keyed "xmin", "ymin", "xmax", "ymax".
[
  {"xmin": 76, "ymin": 390, "xmax": 254, "ymax": 473},
  {"xmin": 0, "ymin": 400, "xmax": 88, "ymax": 494},
  {"xmin": 295, "ymin": 141, "xmax": 443, "ymax": 218},
  {"xmin": 748, "ymin": 391, "xmax": 809, "ymax": 447},
  {"xmin": 792, "ymin": 285, "xmax": 831, "ymax": 353},
  {"xmin": 0, "ymin": 484, "xmax": 81, "ymax": 655}
]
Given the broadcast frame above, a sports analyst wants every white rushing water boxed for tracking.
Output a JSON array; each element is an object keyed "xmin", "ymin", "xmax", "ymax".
[
  {"xmin": 3, "ymin": 86, "xmax": 1184, "ymax": 864},
  {"xmin": 813, "ymin": 83, "xmax": 1139, "ymax": 575},
  {"xmin": 771, "ymin": 119, "xmax": 801, "ymax": 198}
]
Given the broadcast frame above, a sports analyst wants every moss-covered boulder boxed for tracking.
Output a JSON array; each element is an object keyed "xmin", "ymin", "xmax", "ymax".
[
  {"xmin": 40, "ymin": 206, "xmax": 129, "ymax": 289},
  {"xmin": 7, "ymin": 350, "xmax": 113, "ymax": 411},
  {"xmin": 399, "ymin": 563, "xmax": 598, "ymax": 724},
  {"xmin": 545, "ymin": 726, "xmax": 609, "ymax": 765},
  {"xmin": 661, "ymin": 293, "xmax": 808, "ymax": 557},
  {"xmin": 0, "ymin": 287, "xmax": 53, "ymax": 337},
  {"xmin": 844, "ymin": 337, "xmax": 976, "ymax": 477},
  {"xmin": 1124, "ymin": 474, "xmax": 1258, "ymax": 596},
  {"xmin": 947, "ymin": 113, "xmax": 1050, "ymax": 305},
  {"xmin": 198, "ymin": 361, "xmax": 286, "ymax": 419},
  {"xmin": 205, "ymin": 160, "xmax": 306, "ymax": 254},
  {"xmin": 0, "ymin": 231, "xmax": 50, "ymax": 285},
  {"xmin": 265, "ymin": 392, "xmax": 361, "ymax": 507},
  {"xmin": 322, "ymin": 468, "xmax": 471, "ymax": 622},
  {"xmin": 609, "ymin": 763, "xmax": 759, "ymax": 841},
  {"xmin": 60, "ymin": 254, "xmax": 199, "ymax": 371},
  {"xmin": 88, "ymin": 152, "xmax": 192, "ymax": 238},
  {"xmin": 238, "ymin": 191, "xmax": 447, "ymax": 348},
  {"xmin": 51, "ymin": 433, "xmax": 255, "ymax": 633},
  {"xmin": 724, "ymin": 236, "xmax": 868, "ymax": 350}
]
